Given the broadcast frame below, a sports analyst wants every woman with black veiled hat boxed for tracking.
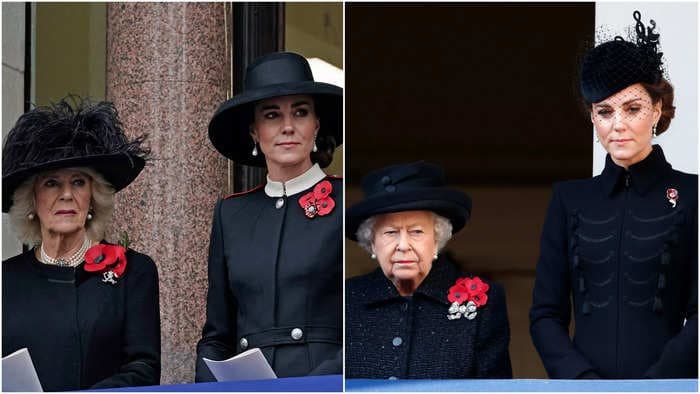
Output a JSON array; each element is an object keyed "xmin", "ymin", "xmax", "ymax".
[
  {"xmin": 1, "ymin": 97, "xmax": 160, "ymax": 391},
  {"xmin": 345, "ymin": 161, "xmax": 512, "ymax": 379},
  {"xmin": 195, "ymin": 52, "xmax": 342, "ymax": 380},
  {"xmin": 530, "ymin": 10, "xmax": 697, "ymax": 379}
]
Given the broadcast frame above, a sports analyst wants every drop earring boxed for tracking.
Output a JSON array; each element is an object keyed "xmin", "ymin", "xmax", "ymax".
[
  {"xmin": 652, "ymin": 123, "xmax": 658, "ymax": 138},
  {"xmin": 252, "ymin": 142, "xmax": 258, "ymax": 157},
  {"xmin": 312, "ymin": 135, "xmax": 318, "ymax": 153},
  {"xmin": 87, "ymin": 212, "xmax": 94, "ymax": 221}
]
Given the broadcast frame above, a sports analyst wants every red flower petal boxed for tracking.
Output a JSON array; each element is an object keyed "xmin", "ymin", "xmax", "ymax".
[
  {"xmin": 316, "ymin": 197, "xmax": 335, "ymax": 216},
  {"xmin": 448, "ymin": 283, "xmax": 470, "ymax": 303},
  {"xmin": 466, "ymin": 276, "xmax": 489, "ymax": 297},
  {"xmin": 298, "ymin": 192, "xmax": 316, "ymax": 209},
  {"xmin": 471, "ymin": 292, "xmax": 488, "ymax": 307},
  {"xmin": 84, "ymin": 244, "xmax": 118, "ymax": 272},
  {"xmin": 313, "ymin": 180, "xmax": 332, "ymax": 200},
  {"xmin": 110, "ymin": 247, "xmax": 127, "ymax": 276}
]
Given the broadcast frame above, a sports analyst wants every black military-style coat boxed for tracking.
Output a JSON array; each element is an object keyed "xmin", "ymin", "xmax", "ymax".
[
  {"xmin": 346, "ymin": 256, "xmax": 512, "ymax": 379},
  {"xmin": 2, "ymin": 247, "xmax": 161, "ymax": 391},
  {"xmin": 195, "ymin": 165, "xmax": 342, "ymax": 380},
  {"xmin": 530, "ymin": 145, "xmax": 698, "ymax": 379}
]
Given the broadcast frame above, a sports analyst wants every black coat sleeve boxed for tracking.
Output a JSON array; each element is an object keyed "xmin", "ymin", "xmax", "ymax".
[
  {"xmin": 91, "ymin": 254, "xmax": 161, "ymax": 388},
  {"xmin": 530, "ymin": 185, "xmax": 597, "ymax": 379},
  {"xmin": 475, "ymin": 282, "xmax": 512, "ymax": 378},
  {"xmin": 195, "ymin": 199, "xmax": 239, "ymax": 382},
  {"xmin": 644, "ymin": 204, "xmax": 698, "ymax": 378}
]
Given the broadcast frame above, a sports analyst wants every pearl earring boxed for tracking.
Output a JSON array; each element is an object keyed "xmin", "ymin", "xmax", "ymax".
[
  {"xmin": 252, "ymin": 142, "xmax": 258, "ymax": 157},
  {"xmin": 87, "ymin": 213, "xmax": 93, "ymax": 221},
  {"xmin": 313, "ymin": 142, "xmax": 318, "ymax": 153},
  {"xmin": 27, "ymin": 213, "xmax": 35, "ymax": 220},
  {"xmin": 371, "ymin": 253, "xmax": 376, "ymax": 259}
]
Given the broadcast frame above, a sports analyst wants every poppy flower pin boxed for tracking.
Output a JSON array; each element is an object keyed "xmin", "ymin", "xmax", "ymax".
[
  {"xmin": 84, "ymin": 231, "xmax": 130, "ymax": 285},
  {"xmin": 666, "ymin": 188, "xmax": 678, "ymax": 208},
  {"xmin": 298, "ymin": 180, "xmax": 335, "ymax": 218},
  {"xmin": 447, "ymin": 276, "xmax": 489, "ymax": 320}
]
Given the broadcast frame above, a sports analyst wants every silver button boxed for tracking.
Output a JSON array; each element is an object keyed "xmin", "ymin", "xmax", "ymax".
[
  {"xmin": 240, "ymin": 337, "xmax": 248, "ymax": 349},
  {"xmin": 392, "ymin": 337, "xmax": 402, "ymax": 346},
  {"xmin": 291, "ymin": 328, "xmax": 303, "ymax": 340},
  {"xmin": 275, "ymin": 198, "xmax": 284, "ymax": 209}
]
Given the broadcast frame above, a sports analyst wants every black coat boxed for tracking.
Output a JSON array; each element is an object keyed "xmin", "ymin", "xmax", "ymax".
[
  {"xmin": 2, "ymin": 247, "xmax": 161, "ymax": 391},
  {"xmin": 195, "ymin": 175, "xmax": 343, "ymax": 380},
  {"xmin": 530, "ymin": 145, "xmax": 698, "ymax": 379},
  {"xmin": 346, "ymin": 256, "xmax": 512, "ymax": 379}
]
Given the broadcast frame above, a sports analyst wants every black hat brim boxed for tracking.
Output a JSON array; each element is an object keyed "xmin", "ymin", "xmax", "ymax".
[
  {"xmin": 2, "ymin": 153, "xmax": 145, "ymax": 213},
  {"xmin": 346, "ymin": 188, "xmax": 472, "ymax": 241},
  {"xmin": 208, "ymin": 81, "xmax": 342, "ymax": 167}
]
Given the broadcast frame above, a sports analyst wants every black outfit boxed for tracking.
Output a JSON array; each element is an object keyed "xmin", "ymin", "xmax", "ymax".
[
  {"xmin": 2, "ymin": 246, "xmax": 161, "ymax": 391},
  {"xmin": 346, "ymin": 256, "xmax": 512, "ymax": 379},
  {"xmin": 196, "ymin": 166, "xmax": 342, "ymax": 380},
  {"xmin": 530, "ymin": 145, "xmax": 698, "ymax": 379}
]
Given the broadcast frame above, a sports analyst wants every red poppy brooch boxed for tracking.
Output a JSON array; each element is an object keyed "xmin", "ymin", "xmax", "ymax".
[
  {"xmin": 84, "ymin": 232, "xmax": 129, "ymax": 285},
  {"xmin": 298, "ymin": 180, "xmax": 335, "ymax": 218},
  {"xmin": 666, "ymin": 188, "xmax": 678, "ymax": 208},
  {"xmin": 447, "ymin": 276, "xmax": 489, "ymax": 320}
]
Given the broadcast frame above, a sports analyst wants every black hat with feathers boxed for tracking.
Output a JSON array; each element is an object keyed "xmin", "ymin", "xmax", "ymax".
[
  {"xmin": 580, "ymin": 10, "xmax": 665, "ymax": 103},
  {"xmin": 2, "ymin": 96, "xmax": 150, "ymax": 213}
]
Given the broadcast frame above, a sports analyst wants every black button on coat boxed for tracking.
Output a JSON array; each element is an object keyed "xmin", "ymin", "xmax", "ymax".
[
  {"xmin": 195, "ymin": 177, "xmax": 342, "ymax": 380},
  {"xmin": 530, "ymin": 145, "xmax": 698, "ymax": 378},
  {"xmin": 2, "ymin": 248, "xmax": 161, "ymax": 391},
  {"xmin": 346, "ymin": 256, "xmax": 512, "ymax": 379}
]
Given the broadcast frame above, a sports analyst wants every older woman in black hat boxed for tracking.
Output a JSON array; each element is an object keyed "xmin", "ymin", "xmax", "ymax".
[
  {"xmin": 530, "ymin": 11, "xmax": 697, "ymax": 379},
  {"xmin": 345, "ymin": 161, "xmax": 512, "ymax": 379},
  {"xmin": 2, "ymin": 97, "xmax": 160, "ymax": 391},
  {"xmin": 195, "ymin": 52, "xmax": 342, "ymax": 380}
]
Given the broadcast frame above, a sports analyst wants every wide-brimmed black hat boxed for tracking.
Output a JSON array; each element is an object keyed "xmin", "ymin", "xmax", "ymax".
[
  {"xmin": 346, "ymin": 161, "xmax": 472, "ymax": 241},
  {"xmin": 580, "ymin": 10, "xmax": 664, "ymax": 103},
  {"xmin": 208, "ymin": 52, "xmax": 342, "ymax": 167},
  {"xmin": 2, "ymin": 98, "xmax": 149, "ymax": 213}
]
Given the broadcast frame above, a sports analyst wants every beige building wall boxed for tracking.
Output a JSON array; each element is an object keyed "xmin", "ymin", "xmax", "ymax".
[
  {"xmin": 2, "ymin": 2, "xmax": 26, "ymax": 259},
  {"xmin": 285, "ymin": 2, "xmax": 343, "ymax": 177}
]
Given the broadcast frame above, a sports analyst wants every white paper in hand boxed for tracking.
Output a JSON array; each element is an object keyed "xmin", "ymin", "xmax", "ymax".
[
  {"xmin": 203, "ymin": 348, "xmax": 277, "ymax": 382},
  {"xmin": 2, "ymin": 348, "xmax": 43, "ymax": 392}
]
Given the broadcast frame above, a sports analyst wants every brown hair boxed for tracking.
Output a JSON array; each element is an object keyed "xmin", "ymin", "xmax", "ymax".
[{"xmin": 639, "ymin": 78, "xmax": 675, "ymax": 135}]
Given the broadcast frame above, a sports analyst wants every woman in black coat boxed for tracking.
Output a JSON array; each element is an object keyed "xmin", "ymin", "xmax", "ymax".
[
  {"xmin": 530, "ymin": 11, "xmax": 697, "ymax": 379},
  {"xmin": 345, "ymin": 161, "xmax": 512, "ymax": 379},
  {"xmin": 195, "ymin": 52, "xmax": 343, "ymax": 380},
  {"xmin": 2, "ymin": 97, "xmax": 160, "ymax": 391}
]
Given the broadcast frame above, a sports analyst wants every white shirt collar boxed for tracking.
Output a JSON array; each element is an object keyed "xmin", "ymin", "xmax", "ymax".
[{"xmin": 264, "ymin": 163, "xmax": 327, "ymax": 197}]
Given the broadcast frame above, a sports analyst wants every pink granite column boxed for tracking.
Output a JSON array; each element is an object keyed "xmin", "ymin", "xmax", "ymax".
[{"xmin": 106, "ymin": 3, "xmax": 230, "ymax": 384}]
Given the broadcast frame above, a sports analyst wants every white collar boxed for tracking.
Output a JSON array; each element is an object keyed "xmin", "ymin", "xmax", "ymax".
[{"xmin": 264, "ymin": 163, "xmax": 327, "ymax": 197}]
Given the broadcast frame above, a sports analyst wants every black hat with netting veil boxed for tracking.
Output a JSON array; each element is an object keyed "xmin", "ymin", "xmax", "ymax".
[
  {"xmin": 580, "ymin": 10, "xmax": 665, "ymax": 103},
  {"xmin": 208, "ymin": 52, "xmax": 342, "ymax": 167},
  {"xmin": 346, "ymin": 161, "xmax": 472, "ymax": 241},
  {"xmin": 2, "ymin": 96, "xmax": 150, "ymax": 212}
]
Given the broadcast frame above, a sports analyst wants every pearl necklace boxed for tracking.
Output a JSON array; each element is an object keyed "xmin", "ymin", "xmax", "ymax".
[{"xmin": 40, "ymin": 236, "xmax": 91, "ymax": 267}]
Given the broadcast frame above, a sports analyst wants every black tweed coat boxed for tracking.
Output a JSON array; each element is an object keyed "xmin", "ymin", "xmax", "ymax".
[
  {"xmin": 530, "ymin": 145, "xmax": 698, "ymax": 379},
  {"xmin": 346, "ymin": 256, "xmax": 512, "ymax": 379}
]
